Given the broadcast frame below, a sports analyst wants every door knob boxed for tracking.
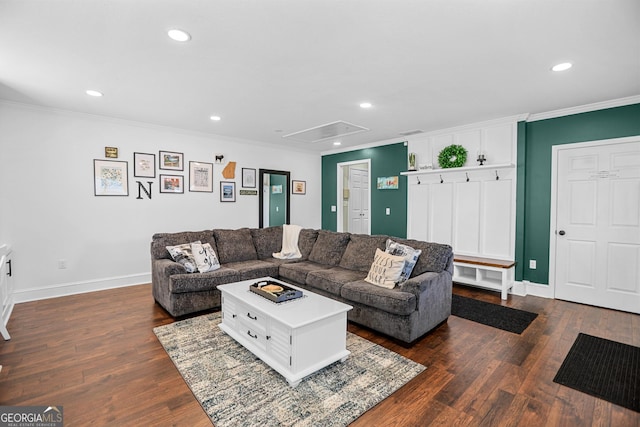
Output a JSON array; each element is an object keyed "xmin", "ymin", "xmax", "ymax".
[{"xmin": 558, "ymin": 230, "xmax": 566, "ymax": 236}]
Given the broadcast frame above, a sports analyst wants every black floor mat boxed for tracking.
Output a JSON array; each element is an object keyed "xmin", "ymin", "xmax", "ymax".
[
  {"xmin": 451, "ymin": 294, "xmax": 538, "ymax": 334},
  {"xmin": 553, "ymin": 333, "xmax": 640, "ymax": 412}
]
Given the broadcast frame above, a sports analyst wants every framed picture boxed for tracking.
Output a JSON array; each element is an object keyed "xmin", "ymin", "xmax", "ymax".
[
  {"xmin": 189, "ymin": 161, "xmax": 213, "ymax": 192},
  {"xmin": 105, "ymin": 147, "xmax": 118, "ymax": 158},
  {"xmin": 160, "ymin": 174, "xmax": 184, "ymax": 193},
  {"xmin": 242, "ymin": 168, "xmax": 256, "ymax": 188},
  {"xmin": 271, "ymin": 184, "xmax": 283, "ymax": 194},
  {"xmin": 159, "ymin": 151, "xmax": 184, "ymax": 171},
  {"xmin": 220, "ymin": 181, "xmax": 236, "ymax": 202},
  {"xmin": 133, "ymin": 152, "xmax": 156, "ymax": 178},
  {"xmin": 94, "ymin": 159, "xmax": 128, "ymax": 196},
  {"xmin": 377, "ymin": 176, "xmax": 399, "ymax": 190},
  {"xmin": 292, "ymin": 180, "xmax": 306, "ymax": 195}
]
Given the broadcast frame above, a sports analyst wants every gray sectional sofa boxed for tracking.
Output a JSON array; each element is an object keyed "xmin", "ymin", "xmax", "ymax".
[{"xmin": 151, "ymin": 226, "xmax": 453, "ymax": 343}]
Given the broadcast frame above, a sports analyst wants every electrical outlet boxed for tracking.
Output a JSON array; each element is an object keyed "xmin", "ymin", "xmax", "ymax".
[
  {"xmin": 385, "ymin": 207, "xmax": 390, "ymax": 215},
  {"xmin": 529, "ymin": 260, "xmax": 536, "ymax": 269},
  {"xmin": 58, "ymin": 259, "xmax": 67, "ymax": 269}
]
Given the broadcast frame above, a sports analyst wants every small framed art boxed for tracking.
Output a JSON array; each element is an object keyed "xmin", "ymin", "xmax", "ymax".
[
  {"xmin": 94, "ymin": 159, "xmax": 128, "ymax": 196},
  {"xmin": 242, "ymin": 168, "xmax": 256, "ymax": 188},
  {"xmin": 189, "ymin": 161, "xmax": 213, "ymax": 192},
  {"xmin": 220, "ymin": 181, "xmax": 236, "ymax": 202},
  {"xmin": 292, "ymin": 180, "xmax": 306, "ymax": 195},
  {"xmin": 134, "ymin": 152, "xmax": 156, "ymax": 178},
  {"xmin": 160, "ymin": 174, "xmax": 184, "ymax": 193},
  {"xmin": 159, "ymin": 151, "xmax": 184, "ymax": 171}
]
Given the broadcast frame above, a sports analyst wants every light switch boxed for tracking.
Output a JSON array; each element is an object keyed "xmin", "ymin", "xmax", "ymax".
[
  {"xmin": 331, "ymin": 205, "xmax": 337, "ymax": 212},
  {"xmin": 385, "ymin": 208, "xmax": 390, "ymax": 215}
]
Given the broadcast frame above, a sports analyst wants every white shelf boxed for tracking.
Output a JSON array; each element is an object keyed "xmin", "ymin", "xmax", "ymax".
[{"xmin": 401, "ymin": 163, "xmax": 514, "ymax": 176}]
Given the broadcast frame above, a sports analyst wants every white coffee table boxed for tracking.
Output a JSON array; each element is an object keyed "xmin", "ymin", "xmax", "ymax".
[{"xmin": 218, "ymin": 277, "xmax": 352, "ymax": 387}]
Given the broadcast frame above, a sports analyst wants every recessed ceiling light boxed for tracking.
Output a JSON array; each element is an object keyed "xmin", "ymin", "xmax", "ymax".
[
  {"xmin": 168, "ymin": 29, "xmax": 191, "ymax": 42},
  {"xmin": 359, "ymin": 102, "xmax": 372, "ymax": 109},
  {"xmin": 333, "ymin": 141, "xmax": 342, "ymax": 146},
  {"xmin": 86, "ymin": 90, "xmax": 103, "ymax": 97},
  {"xmin": 210, "ymin": 115, "xmax": 221, "ymax": 121},
  {"xmin": 552, "ymin": 62, "xmax": 572, "ymax": 72}
]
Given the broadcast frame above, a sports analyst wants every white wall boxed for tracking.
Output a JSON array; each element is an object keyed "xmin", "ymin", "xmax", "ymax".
[{"xmin": 0, "ymin": 102, "xmax": 321, "ymax": 302}]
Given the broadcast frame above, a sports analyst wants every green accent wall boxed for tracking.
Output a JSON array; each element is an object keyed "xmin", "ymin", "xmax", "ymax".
[
  {"xmin": 517, "ymin": 103, "xmax": 640, "ymax": 284},
  {"xmin": 322, "ymin": 142, "xmax": 408, "ymax": 237},
  {"xmin": 269, "ymin": 174, "xmax": 287, "ymax": 226}
]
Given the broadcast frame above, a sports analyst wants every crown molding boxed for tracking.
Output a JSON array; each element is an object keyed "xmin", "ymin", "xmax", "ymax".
[{"xmin": 527, "ymin": 95, "xmax": 640, "ymax": 122}]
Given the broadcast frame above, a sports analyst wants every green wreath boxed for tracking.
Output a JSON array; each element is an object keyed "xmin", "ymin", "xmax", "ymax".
[{"xmin": 438, "ymin": 144, "xmax": 467, "ymax": 168}]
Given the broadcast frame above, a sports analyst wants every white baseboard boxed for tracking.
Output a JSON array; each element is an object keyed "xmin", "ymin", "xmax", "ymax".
[
  {"xmin": 518, "ymin": 280, "xmax": 554, "ymax": 299},
  {"xmin": 13, "ymin": 273, "xmax": 151, "ymax": 303}
]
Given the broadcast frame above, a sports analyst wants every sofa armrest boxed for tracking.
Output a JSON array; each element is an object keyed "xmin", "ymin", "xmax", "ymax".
[
  {"xmin": 399, "ymin": 270, "xmax": 452, "ymax": 301},
  {"xmin": 153, "ymin": 258, "xmax": 187, "ymax": 276}
]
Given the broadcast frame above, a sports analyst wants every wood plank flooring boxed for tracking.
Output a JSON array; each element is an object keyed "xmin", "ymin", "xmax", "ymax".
[{"xmin": 1, "ymin": 283, "xmax": 638, "ymax": 426}]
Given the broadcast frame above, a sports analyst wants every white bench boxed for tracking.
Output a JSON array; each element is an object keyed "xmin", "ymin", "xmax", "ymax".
[{"xmin": 453, "ymin": 255, "xmax": 516, "ymax": 300}]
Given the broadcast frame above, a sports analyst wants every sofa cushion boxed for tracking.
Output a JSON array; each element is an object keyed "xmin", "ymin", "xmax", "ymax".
[
  {"xmin": 298, "ymin": 229, "xmax": 319, "ymax": 260},
  {"xmin": 224, "ymin": 260, "xmax": 279, "ymax": 281},
  {"xmin": 339, "ymin": 234, "xmax": 388, "ymax": 272},
  {"xmin": 213, "ymin": 228, "xmax": 258, "ymax": 264},
  {"xmin": 151, "ymin": 230, "xmax": 216, "ymax": 260},
  {"xmin": 279, "ymin": 261, "xmax": 331, "ymax": 285},
  {"xmin": 394, "ymin": 239, "xmax": 452, "ymax": 276},
  {"xmin": 385, "ymin": 239, "xmax": 422, "ymax": 283},
  {"xmin": 166, "ymin": 242, "xmax": 199, "ymax": 273},
  {"xmin": 169, "ymin": 267, "xmax": 239, "ymax": 293},
  {"xmin": 250, "ymin": 226, "xmax": 283, "ymax": 259},
  {"xmin": 306, "ymin": 267, "xmax": 367, "ymax": 296},
  {"xmin": 308, "ymin": 230, "xmax": 351, "ymax": 266},
  {"xmin": 364, "ymin": 248, "xmax": 406, "ymax": 289},
  {"xmin": 190, "ymin": 242, "xmax": 220, "ymax": 273},
  {"xmin": 341, "ymin": 280, "xmax": 417, "ymax": 316}
]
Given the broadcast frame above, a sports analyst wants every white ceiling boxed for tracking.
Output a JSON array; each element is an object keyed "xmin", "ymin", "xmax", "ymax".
[{"xmin": 1, "ymin": 0, "xmax": 639, "ymax": 152}]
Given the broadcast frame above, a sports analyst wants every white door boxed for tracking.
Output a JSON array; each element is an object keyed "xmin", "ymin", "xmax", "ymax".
[
  {"xmin": 348, "ymin": 168, "xmax": 369, "ymax": 234},
  {"xmin": 554, "ymin": 138, "xmax": 640, "ymax": 314}
]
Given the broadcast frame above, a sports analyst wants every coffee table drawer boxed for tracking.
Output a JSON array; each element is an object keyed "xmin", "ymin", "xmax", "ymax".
[{"xmin": 238, "ymin": 318, "xmax": 268, "ymax": 352}]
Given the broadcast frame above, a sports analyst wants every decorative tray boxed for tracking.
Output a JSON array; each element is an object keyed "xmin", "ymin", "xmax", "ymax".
[{"xmin": 249, "ymin": 280, "xmax": 303, "ymax": 303}]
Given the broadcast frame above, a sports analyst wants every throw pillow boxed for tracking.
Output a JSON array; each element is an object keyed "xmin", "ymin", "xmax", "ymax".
[
  {"xmin": 364, "ymin": 248, "xmax": 406, "ymax": 289},
  {"xmin": 166, "ymin": 242, "xmax": 198, "ymax": 273},
  {"xmin": 386, "ymin": 239, "xmax": 422, "ymax": 283},
  {"xmin": 190, "ymin": 242, "xmax": 221, "ymax": 273}
]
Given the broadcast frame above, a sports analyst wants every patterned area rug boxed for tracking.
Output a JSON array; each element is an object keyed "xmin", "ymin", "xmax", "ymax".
[{"xmin": 154, "ymin": 313, "xmax": 425, "ymax": 426}]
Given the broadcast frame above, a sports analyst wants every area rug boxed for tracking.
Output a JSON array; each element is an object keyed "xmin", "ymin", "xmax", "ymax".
[
  {"xmin": 553, "ymin": 333, "xmax": 639, "ymax": 412},
  {"xmin": 153, "ymin": 312, "xmax": 425, "ymax": 426},
  {"xmin": 451, "ymin": 294, "xmax": 538, "ymax": 334}
]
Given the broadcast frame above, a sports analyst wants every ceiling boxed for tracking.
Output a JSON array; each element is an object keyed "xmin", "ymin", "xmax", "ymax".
[{"xmin": 1, "ymin": 0, "xmax": 639, "ymax": 152}]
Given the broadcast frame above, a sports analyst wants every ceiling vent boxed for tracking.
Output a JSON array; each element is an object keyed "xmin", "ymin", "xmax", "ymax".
[
  {"xmin": 398, "ymin": 129, "xmax": 425, "ymax": 136},
  {"xmin": 282, "ymin": 120, "xmax": 369, "ymax": 143}
]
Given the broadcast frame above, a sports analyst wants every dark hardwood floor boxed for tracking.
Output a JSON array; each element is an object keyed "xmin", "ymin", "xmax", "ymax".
[{"xmin": 1, "ymin": 283, "xmax": 638, "ymax": 426}]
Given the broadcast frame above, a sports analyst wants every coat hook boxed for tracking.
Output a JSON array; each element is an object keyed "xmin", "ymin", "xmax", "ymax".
[
  {"xmin": 440, "ymin": 174, "xmax": 444, "ymax": 184},
  {"xmin": 466, "ymin": 172, "xmax": 470, "ymax": 182},
  {"xmin": 495, "ymin": 170, "xmax": 500, "ymax": 180},
  {"xmin": 416, "ymin": 176, "xmax": 421, "ymax": 185}
]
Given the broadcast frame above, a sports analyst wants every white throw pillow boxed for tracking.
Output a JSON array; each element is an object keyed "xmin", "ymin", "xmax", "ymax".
[
  {"xmin": 385, "ymin": 239, "xmax": 422, "ymax": 283},
  {"xmin": 166, "ymin": 242, "xmax": 198, "ymax": 273},
  {"xmin": 191, "ymin": 241, "xmax": 221, "ymax": 273},
  {"xmin": 364, "ymin": 248, "xmax": 406, "ymax": 289}
]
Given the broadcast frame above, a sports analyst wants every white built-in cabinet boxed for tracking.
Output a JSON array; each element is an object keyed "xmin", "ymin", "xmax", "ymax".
[
  {"xmin": 402, "ymin": 118, "xmax": 518, "ymax": 275},
  {"xmin": 0, "ymin": 244, "xmax": 13, "ymax": 340}
]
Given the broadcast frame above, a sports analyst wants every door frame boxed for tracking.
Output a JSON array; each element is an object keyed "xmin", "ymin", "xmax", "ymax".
[
  {"xmin": 548, "ymin": 135, "xmax": 639, "ymax": 298},
  {"xmin": 336, "ymin": 159, "xmax": 371, "ymax": 234}
]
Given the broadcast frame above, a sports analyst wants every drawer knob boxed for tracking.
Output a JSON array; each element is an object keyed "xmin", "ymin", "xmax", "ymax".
[
  {"xmin": 247, "ymin": 330, "xmax": 258, "ymax": 339},
  {"xmin": 247, "ymin": 313, "xmax": 257, "ymax": 320}
]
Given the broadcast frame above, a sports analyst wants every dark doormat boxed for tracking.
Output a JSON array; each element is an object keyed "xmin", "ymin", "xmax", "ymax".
[
  {"xmin": 553, "ymin": 333, "xmax": 640, "ymax": 412},
  {"xmin": 451, "ymin": 294, "xmax": 538, "ymax": 334}
]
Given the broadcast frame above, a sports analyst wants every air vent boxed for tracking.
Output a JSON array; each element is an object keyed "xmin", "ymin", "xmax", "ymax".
[
  {"xmin": 282, "ymin": 121, "xmax": 369, "ymax": 143},
  {"xmin": 398, "ymin": 129, "xmax": 425, "ymax": 136}
]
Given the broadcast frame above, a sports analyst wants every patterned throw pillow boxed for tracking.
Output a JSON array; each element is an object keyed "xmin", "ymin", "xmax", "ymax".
[
  {"xmin": 166, "ymin": 242, "xmax": 198, "ymax": 273},
  {"xmin": 386, "ymin": 239, "xmax": 422, "ymax": 283},
  {"xmin": 364, "ymin": 248, "xmax": 406, "ymax": 289},
  {"xmin": 190, "ymin": 242, "xmax": 221, "ymax": 273}
]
